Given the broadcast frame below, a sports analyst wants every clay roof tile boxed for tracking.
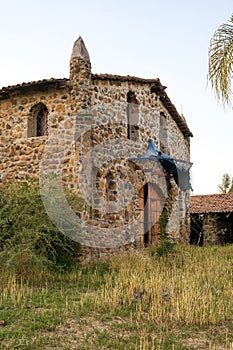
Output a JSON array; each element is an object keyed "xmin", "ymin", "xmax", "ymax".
[{"xmin": 190, "ymin": 193, "xmax": 233, "ymax": 214}]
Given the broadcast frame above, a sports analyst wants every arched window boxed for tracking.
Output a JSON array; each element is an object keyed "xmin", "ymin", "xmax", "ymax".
[
  {"xmin": 127, "ymin": 91, "xmax": 139, "ymax": 140},
  {"xmin": 28, "ymin": 103, "xmax": 48, "ymax": 137}
]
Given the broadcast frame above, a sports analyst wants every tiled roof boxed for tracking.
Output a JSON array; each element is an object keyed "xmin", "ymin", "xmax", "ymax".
[
  {"xmin": 157, "ymin": 87, "xmax": 192, "ymax": 138},
  {"xmin": 0, "ymin": 78, "xmax": 68, "ymax": 98},
  {"xmin": 0, "ymin": 74, "xmax": 161, "ymax": 94},
  {"xmin": 0, "ymin": 74, "xmax": 193, "ymax": 138},
  {"xmin": 190, "ymin": 193, "xmax": 233, "ymax": 214},
  {"xmin": 92, "ymin": 73, "xmax": 160, "ymax": 84}
]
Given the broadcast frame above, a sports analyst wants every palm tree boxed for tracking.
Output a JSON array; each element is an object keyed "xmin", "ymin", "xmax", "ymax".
[{"xmin": 208, "ymin": 14, "xmax": 233, "ymax": 107}]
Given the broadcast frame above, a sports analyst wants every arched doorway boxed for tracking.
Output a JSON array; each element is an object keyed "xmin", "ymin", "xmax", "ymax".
[{"xmin": 139, "ymin": 183, "xmax": 164, "ymax": 245}]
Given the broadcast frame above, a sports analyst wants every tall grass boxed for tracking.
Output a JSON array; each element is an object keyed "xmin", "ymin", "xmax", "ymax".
[
  {"xmin": 0, "ymin": 245, "xmax": 233, "ymax": 349},
  {"xmin": 83, "ymin": 245, "xmax": 233, "ymax": 326}
]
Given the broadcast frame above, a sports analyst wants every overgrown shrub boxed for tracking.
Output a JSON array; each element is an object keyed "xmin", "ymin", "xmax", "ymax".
[
  {"xmin": 0, "ymin": 180, "xmax": 81, "ymax": 279},
  {"xmin": 149, "ymin": 208, "xmax": 176, "ymax": 257}
]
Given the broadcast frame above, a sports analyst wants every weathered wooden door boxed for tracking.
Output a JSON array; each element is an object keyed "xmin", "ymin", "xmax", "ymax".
[{"xmin": 139, "ymin": 183, "xmax": 163, "ymax": 245}]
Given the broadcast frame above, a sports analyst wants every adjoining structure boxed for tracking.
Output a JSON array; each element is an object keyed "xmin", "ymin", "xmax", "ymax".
[
  {"xmin": 190, "ymin": 194, "xmax": 233, "ymax": 245},
  {"xmin": 0, "ymin": 37, "xmax": 193, "ymax": 256}
]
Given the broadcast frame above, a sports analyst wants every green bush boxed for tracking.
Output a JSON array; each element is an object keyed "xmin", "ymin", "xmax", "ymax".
[
  {"xmin": 0, "ymin": 180, "xmax": 81, "ymax": 278},
  {"xmin": 154, "ymin": 240, "xmax": 176, "ymax": 257},
  {"xmin": 148, "ymin": 208, "xmax": 176, "ymax": 257}
]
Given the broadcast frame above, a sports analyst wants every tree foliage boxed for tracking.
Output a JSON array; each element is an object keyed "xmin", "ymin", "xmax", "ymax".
[
  {"xmin": 0, "ymin": 180, "xmax": 81, "ymax": 278},
  {"xmin": 218, "ymin": 173, "xmax": 233, "ymax": 193},
  {"xmin": 208, "ymin": 14, "xmax": 233, "ymax": 107}
]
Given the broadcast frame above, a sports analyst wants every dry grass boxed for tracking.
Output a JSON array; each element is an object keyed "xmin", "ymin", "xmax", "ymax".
[
  {"xmin": 0, "ymin": 244, "xmax": 233, "ymax": 349},
  {"xmin": 87, "ymin": 245, "xmax": 232, "ymax": 326}
]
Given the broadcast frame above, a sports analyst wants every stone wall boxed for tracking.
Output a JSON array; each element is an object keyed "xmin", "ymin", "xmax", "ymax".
[{"xmin": 0, "ymin": 37, "xmax": 192, "ymax": 254}]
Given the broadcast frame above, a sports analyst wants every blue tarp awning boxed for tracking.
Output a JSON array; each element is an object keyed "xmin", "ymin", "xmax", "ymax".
[{"xmin": 129, "ymin": 139, "xmax": 193, "ymax": 191}]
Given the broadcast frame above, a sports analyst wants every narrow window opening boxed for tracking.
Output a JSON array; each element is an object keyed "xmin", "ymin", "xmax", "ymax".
[
  {"xmin": 37, "ymin": 106, "xmax": 48, "ymax": 136},
  {"xmin": 159, "ymin": 112, "xmax": 168, "ymax": 152},
  {"xmin": 127, "ymin": 91, "xmax": 139, "ymax": 140},
  {"xmin": 106, "ymin": 172, "xmax": 116, "ymax": 202},
  {"xmin": 28, "ymin": 103, "xmax": 48, "ymax": 137}
]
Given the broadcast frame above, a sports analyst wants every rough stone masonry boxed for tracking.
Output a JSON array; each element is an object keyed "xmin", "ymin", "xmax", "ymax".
[{"xmin": 0, "ymin": 37, "xmax": 193, "ymax": 259}]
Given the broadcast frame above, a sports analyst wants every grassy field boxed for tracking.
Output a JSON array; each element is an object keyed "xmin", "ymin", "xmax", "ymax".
[{"xmin": 0, "ymin": 244, "xmax": 233, "ymax": 350}]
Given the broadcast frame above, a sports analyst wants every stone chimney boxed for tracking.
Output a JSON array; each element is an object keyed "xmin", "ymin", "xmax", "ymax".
[{"xmin": 70, "ymin": 36, "xmax": 92, "ymax": 111}]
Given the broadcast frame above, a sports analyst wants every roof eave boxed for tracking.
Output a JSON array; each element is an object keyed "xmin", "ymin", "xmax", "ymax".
[{"xmin": 0, "ymin": 74, "xmax": 193, "ymax": 138}]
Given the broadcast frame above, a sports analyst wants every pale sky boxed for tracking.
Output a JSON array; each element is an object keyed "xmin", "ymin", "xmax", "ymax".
[{"xmin": 1, "ymin": 0, "xmax": 233, "ymax": 195}]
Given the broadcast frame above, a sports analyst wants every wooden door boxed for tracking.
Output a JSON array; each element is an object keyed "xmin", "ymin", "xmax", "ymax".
[{"xmin": 139, "ymin": 183, "xmax": 163, "ymax": 245}]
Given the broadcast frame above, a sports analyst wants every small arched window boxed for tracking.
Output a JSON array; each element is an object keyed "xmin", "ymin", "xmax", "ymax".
[
  {"xmin": 127, "ymin": 91, "xmax": 139, "ymax": 140},
  {"xmin": 28, "ymin": 103, "xmax": 48, "ymax": 137}
]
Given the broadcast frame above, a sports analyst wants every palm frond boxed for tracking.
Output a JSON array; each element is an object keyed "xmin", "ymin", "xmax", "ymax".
[{"xmin": 208, "ymin": 15, "xmax": 233, "ymax": 107}]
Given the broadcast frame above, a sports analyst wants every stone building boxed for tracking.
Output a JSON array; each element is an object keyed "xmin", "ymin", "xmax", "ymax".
[
  {"xmin": 190, "ymin": 194, "xmax": 233, "ymax": 245},
  {"xmin": 0, "ymin": 37, "xmax": 193, "ymax": 255}
]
